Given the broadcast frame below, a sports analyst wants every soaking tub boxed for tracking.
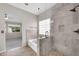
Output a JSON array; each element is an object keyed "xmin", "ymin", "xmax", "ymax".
[{"xmin": 28, "ymin": 39, "xmax": 37, "ymax": 53}]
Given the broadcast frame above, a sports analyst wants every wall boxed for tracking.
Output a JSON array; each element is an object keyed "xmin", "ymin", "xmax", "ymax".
[
  {"xmin": 0, "ymin": 17, "xmax": 6, "ymax": 52},
  {"xmin": 38, "ymin": 3, "xmax": 79, "ymax": 56},
  {"xmin": 51, "ymin": 4, "xmax": 76, "ymax": 55}
]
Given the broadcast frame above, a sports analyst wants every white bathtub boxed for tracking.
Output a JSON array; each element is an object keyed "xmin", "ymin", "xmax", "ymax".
[{"xmin": 28, "ymin": 39, "xmax": 37, "ymax": 53}]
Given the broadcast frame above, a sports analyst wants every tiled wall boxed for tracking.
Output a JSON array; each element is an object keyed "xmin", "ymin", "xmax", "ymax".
[{"xmin": 51, "ymin": 3, "xmax": 79, "ymax": 56}]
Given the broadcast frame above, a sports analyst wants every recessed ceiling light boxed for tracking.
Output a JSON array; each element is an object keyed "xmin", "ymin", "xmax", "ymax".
[{"xmin": 24, "ymin": 3, "xmax": 29, "ymax": 6}]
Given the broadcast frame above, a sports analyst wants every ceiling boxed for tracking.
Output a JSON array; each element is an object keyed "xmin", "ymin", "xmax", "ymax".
[{"xmin": 8, "ymin": 3, "xmax": 56, "ymax": 15}]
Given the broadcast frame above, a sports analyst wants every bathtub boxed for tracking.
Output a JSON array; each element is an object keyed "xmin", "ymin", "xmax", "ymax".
[{"xmin": 28, "ymin": 39, "xmax": 37, "ymax": 53}]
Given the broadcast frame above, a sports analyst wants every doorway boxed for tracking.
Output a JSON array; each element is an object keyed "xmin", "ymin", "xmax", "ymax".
[{"xmin": 6, "ymin": 22, "xmax": 22, "ymax": 50}]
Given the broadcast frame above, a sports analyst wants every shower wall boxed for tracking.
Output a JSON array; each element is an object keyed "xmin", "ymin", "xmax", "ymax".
[
  {"xmin": 51, "ymin": 4, "xmax": 79, "ymax": 56},
  {"xmin": 38, "ymin": 3, "xmax": 79, "ymax": 56}
]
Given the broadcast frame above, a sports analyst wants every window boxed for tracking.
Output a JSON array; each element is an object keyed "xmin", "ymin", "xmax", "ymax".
[
  {"xmin": 8, "ymin": 24, "xmax": 21, "ymax": 33},
  {"xmin": 39, "ymin": 18, "xmax": 50, "ymax": 35}
]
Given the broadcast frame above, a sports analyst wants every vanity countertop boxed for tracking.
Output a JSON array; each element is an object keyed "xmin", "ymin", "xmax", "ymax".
[{"xmin": 38, "ymin": 36, "xmax": 48, "ymax": 40}]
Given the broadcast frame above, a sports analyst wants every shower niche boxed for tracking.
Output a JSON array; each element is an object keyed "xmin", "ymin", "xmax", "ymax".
[{"xmin": 74, "ymin": 29, "xmax": 79, "ymax": 34}]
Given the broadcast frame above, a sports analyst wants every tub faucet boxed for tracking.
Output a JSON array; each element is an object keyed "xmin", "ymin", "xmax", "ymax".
[{"xmin": 45, "ymin": 31, "xmax": 49, "ymax": 38}]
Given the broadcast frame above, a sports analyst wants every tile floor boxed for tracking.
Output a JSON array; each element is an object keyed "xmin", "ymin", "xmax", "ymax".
[{"xmin": 0, "ymin": 47, "xmax": 36, "ymax": 56}]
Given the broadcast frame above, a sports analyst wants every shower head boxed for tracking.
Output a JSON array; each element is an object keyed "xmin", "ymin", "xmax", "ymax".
[
  {"xmin": 70, "ymin": 8, "xmax": 76, "ymax": 12},
  {"xmin": 70, "ymin": 5, "xmax": 79, "ymax": 12}
]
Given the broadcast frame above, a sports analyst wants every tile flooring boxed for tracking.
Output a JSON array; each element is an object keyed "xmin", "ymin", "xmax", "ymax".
[{"xmin": 0, "ymin": 47, "xmax": 36, "ymax": 56}]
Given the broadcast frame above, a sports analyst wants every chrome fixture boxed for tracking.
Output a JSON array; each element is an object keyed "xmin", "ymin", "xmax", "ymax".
[{"xmin": 45, "ymin": 31, "xmax": 49, "ymax": 38}]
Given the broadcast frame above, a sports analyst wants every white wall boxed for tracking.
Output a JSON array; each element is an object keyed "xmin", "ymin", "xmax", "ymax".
[
  {"xmin": 0, "ymin": 17, "xmax": 6, "ymax": 52},
  {"xmin": 6, "ymin": 22, "xmax": 22, "ymax": 39}
]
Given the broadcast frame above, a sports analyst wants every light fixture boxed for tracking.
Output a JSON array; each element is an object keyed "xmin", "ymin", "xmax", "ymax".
[
  {"xmin": 24, "ymin": 3, "xmax": 29, "ymax": 6},
  {"xmin": 70, "ymin": 5, "xmax": 79, "ymax": 12},
  {"xmin": 4, "ymin": 13, "xmax": 8, "ymax": 20}
]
